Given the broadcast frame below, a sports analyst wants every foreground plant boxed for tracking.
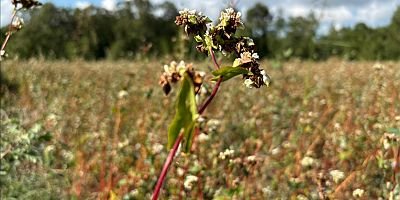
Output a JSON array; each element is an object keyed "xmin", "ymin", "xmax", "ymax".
[
  {"xmin": 1, "ymin": 0, "xmax": 42, "ymax": 60},
  {"xmin": 153, "ymin": 8, "xmax": 270, "ymax": 199}
]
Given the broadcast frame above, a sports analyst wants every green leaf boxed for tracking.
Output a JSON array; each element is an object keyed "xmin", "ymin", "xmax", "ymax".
[
  {"xmin": 212, "ymin": 66, "xmax": 249, "ymax": 81},
  {"xmin": 38, "ymin": 132, "xmax": 52, "ymax": 141},
  {"xmin": 232, "ymin": 58, "xmax": 241, "ymax": 68},
  {"xmin": 183, "ymin": 121, "xmax": 197, "ymax": 152},
  {"xmin": 387, "ymin": 127, "xmax": 400, "ymax": 135},
  {"xmin": 205, "ymin": 34, "xmax": 217, "ymax": 49},
  {"xmin": 194, "ymin": 35, "xmax": 203, "ymax": 43},
  {"xmin": 188, "ymin": 15, "xmax": 197, "ymax": 24},
  {"xmin": 167, "ymin": 74, "xmax": 198, "ymax": 151}
]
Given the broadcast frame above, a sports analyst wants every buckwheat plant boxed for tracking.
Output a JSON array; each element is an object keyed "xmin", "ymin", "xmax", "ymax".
[
  {"xmin": 153, "ymin": 8, "xmax": 270, "ymax": 199},
  {"xmin": 0, "ymin": 0, "xmax": 42, "ymax": 61}
]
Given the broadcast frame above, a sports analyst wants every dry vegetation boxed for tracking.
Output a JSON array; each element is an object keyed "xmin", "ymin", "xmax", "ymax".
[{"xmin": 1, "ymin": 59, "xmax": 399, "ymax": 199}]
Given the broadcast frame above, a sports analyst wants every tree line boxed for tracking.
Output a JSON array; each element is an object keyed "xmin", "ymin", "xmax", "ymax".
[{"xmin": 1, "ymin": 1, "xmax": 399, "ymax": 60}]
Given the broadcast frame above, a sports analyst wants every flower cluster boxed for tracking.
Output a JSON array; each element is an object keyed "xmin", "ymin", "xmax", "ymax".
[
  {"xmin": 329, "ymin": 169, "xmax": 345, "ymax": 183},
  {"xmin": 174, "ymin": 8, "xmax": 270, "ymax": 88},
  {"xmin": 159, "ymin": 61, "xmax": 204, "ymax": 95},
  {"xmin": 175, "ymin": 9, "xmax": 210, "ymax": 36},
  {"xmin": 183, "ymin": 175, "xmax": 198, "ymax": 190},
  {"xmin": 10, "ymin": 16, "xmax": 24, "ymax": 32},
  {"xmin": 12, "ymin": 0, "xmax": 42, "ymax": 9},
  {"xmin": 218, "ymin": 148, "xmax": 234, "ymax": 160}
]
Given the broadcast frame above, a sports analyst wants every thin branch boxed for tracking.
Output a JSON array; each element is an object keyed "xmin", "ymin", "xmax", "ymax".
[
  {"xmin": 152, "ymin": 134, "xmax": 184, "ymax": 200},
  {"xmin": 209, "ymin": 48, "xmax": 220, "ymax": 69},
  {"xmin": 198, "ymin": 77, "xmax": 222, "ymax": 114},
  {"xmin": 1, "ymin": 9, "xmax": 17, "ymax": 52}
]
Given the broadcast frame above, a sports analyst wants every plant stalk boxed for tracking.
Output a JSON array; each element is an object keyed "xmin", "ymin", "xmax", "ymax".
[
  {"xmin": 1, "ymin": 9, "xmax": 17, "ymax": 52},
  {"xmin": 198, "ymin": 77, "xmax": 222, "ymax": 114},
  {"xmin": 152, "ymin": 49, "xmax": 222, "ymax": 199},
  {"xmin": 152, "ymin": 134, "xmax": 184, "ymax": 200},
  {"xmin": 209, "ymin": 47, "xmax": 220, "ymax": 69}
]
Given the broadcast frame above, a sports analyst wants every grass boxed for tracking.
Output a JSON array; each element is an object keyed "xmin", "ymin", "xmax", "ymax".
[{"xmin": 1, "ymin": 59, "xmax": 399, "ymax": 199}]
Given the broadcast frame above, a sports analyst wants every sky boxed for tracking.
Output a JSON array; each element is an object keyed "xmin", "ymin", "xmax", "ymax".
[{"xmin": 1, "ymin": 0, "xmax": 400, "ymax": 34}]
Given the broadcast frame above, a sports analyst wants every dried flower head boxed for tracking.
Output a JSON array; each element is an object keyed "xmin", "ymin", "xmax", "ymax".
[
  {"xmin": 159, "ymin": 61, "xmax": 204, "ymax": 95},
  {"xmin": 12, "ymin": 0, "xmax": 42, "ymax": 9}
]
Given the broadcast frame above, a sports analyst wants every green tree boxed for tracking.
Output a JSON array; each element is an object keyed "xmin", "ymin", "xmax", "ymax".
[
  {"xmin": 7, "ymin": 3, "xmax": 75, "ymax": 59},
  {"xmin": 285, "ymin": 13, "xmax": 318, "ymax": 59},
  {"xmin": 245, "ymin": 3, "xmax": 272, "ymax": 57}
]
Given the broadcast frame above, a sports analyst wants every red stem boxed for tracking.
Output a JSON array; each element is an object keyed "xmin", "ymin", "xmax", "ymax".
[
  {"xmin": 198, "ymin": 48, "xmax": 222, "ymax": 114},
  {"xmin": 152, "ymin": 49, "xmax": 222, "ymax": 199},
  {"xmin": 198, "ymin": 77, "xmax": 222, "ymax": 114},
  {"xmin": 152, "ymin": 134, "xmax": 184, "ymax": 200},
  {"xmin": 209, "ymin": 48, "xmax": 220, "ymax": 69}
]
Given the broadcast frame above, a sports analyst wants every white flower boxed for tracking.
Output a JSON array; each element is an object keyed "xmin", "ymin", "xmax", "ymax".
[
  {"xmin": 260, "ymin": 70, "xmax": 271, "ymax": 86},
  {"xmin": 218, "ymin": 152, "xmax": 226, "ymax": 160},
  {"xmin": 296, "ymin": 194, "xmax": 308, "ymax": 200},
  {"xmin": 177, "ymin": 167, "xmax": 185, "ymax": 176},
  {"xmin": 236, "ymin": 12, "xmax": 242, "ymax": 18},
  {"xmin": 0, "ymin": 50, "xmax": 6, "ymax": 60},
  {"xmin": 262, "ymin": 186, "xmax": 272, "ymax": 195},
  {"xmin": 207, "ymin": 119, "xmax": 221, "ymax": 132},
  {"xmin": 218, "ymin": 148, "xmax": 235, "ymax": 160},
  {"xmin": 163, "ymin": 64, "xmax": 171, "ymax": 75},
  {"xmin": 129, "ymin": 189, "xmax": 139, "ymax": 197},
  {"xmin": 271, "ymin": 147, "xmax": 280, "ymax": 155},
  {"xmin": 188, "ymin": 9, "xmax": 196, "ymax": 15},
  {"xmin": 12, "ymin": 16, "xmax": 24, "ymax": 30},
  {"xmin": 247, "ymin": 155, "xmax": 256, "ymax": 162},
  {"xmin": 352, "ymin": 188, "xmax": 364, "ymax": 198},
  {"xmin": 197, "ymin": 133, "xmax": 210, "ymax": 142},
  {"xmin": 252, "ymin": 53, "xmax": 259, "ymax": 59},
  {"xmin": 225, "ymin": 8, "xmax": 235, "ymax": 14},
  {"xmin": 383, "ymin": 138, "xmax": 391, "ymax": 150},
  {"xmin": 330, "ymin": 170, "xmax": 345, "ymax": 183},
  {"xmin": 373, "ymin": 63, "xmax": 384, "ymax": 70},
  {"xmin": 118, "ymin": 90, "xmax": 128, "ymax": 99},
  {"xmin": 244, "ymin": 79, "xmax": 253, "ymax": 88},
  {"xmin": 174, "ymin": 143, "xmax": 182, "ymax": 159},
  {"xmin": 179, "ymin": 8, "xmax": 195, "ymax": 15},
  {"xmin": 184, "ymin": 175, "xmax": 198, "ymax": 190},
  {"xmin": 301, "ymin": 156, "xmax": 314, "ymax": 167},
  {"xmin": 151, "ymin": 143, "xmax": 164, "ymax": 154},
  {"xmin": 177, "ymin": 60, "xmax": 186, "ymax": 75}
]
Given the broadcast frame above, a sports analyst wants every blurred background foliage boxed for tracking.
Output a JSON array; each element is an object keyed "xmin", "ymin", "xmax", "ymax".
[{"xmin": 1, "ymin": 1, "xmax": 400, "ymax": 61}]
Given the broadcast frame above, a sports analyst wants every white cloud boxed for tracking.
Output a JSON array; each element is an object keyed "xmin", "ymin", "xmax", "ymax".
[
  {"xmin": 101, "ymin": 0, "xmax": 116, "ymax": 11},
  {"xmin": 356, "ymin": 1, "xmax": 398, "ymax": 26},
  {"xmin": 285, "ymin": 4, "xmax": 309, "ymax": 17},
  {"xmin": 1, "ymin": 0, "xmax": 14, "ymax": 27},
  {"xmin": 318, "ymin": 6, "xmax": 353, "ymax": 23},
  {"xmin": 76, "ymin": 1, "xmax": 91, "ymax": 10}
]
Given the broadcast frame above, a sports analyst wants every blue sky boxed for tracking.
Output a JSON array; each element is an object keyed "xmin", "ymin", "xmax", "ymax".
[{"xmin": 2, "ymin": 0, "xmax": 400, "ymax": 34}]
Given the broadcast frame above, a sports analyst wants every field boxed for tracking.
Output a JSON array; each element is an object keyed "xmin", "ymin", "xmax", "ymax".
[{"xmin": 1, "ymin": 59, "xmax": 399, "ymax": 199}]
